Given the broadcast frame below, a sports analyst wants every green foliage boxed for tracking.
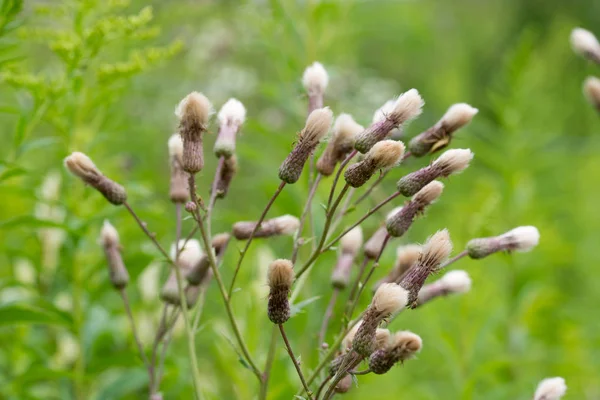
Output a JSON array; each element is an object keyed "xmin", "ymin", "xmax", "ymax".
[{"xmin": 1, "ymin": 0, "xmax": 599, "ymax": 399}]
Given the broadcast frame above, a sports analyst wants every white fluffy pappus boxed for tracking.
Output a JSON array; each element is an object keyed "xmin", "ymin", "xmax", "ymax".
[
  {"xmin": 217, "ymin": 98, "xmax": 247, "ymax": 126},
  {"xmin": 64, "ymin": 152, "xmax": 100, "ymax": 178},
  {"xmin": 175, "ymin": 91, "xmax": 213, "ymax": 124},
  {"xmin": 340, "ymin": 226, "xmax": 364, "ymax": 254},
  {"xmin": 333, "ymin": 113, "xmax": 364, "ymax": 141},
  {"xmin": 583, "ymin": 76, "xmax": 600, "ymax": 105},
  {"xmin": 367, "ymin": 140, "xmax": 405, "ymax": 169},
  {"xmin": 100, "ymin": 220, "xmax": 120, "ymax": 247},
  {"xmin": 534, "ymin": 377, "xmax": 567, "ymax": 400},
  {"xmin": 302, "ymin": 61, "xmax": 329, "ymax": 94},
  {"xmin": 439, "ymin": 270, "xmax": 472, "ymax": 293},
  {"xmin": 500, "ymin": 225, "xmax": 540, "ymax": 252},
  {"xmin": 170, "ymin": 239, "xmax": 204, "ymax": 270},
  {"xmin": 433, "ymin": 148, "xmax": 474, "ymax": 174},
  {"xmin": 413, "ymin": 180, "xmax": 444, "ymax": 204},
  {"xmin": 301, "ymin": 107, "xmax": 333, "ymax": 144},
  {"xmin": 440, "ymin": 103, "xmax": 478, "ymax": 132},
  {"xmin": 389, "ymin": 89, "xmax": 425, "ymax": 124},
  {"xmin": 570, "ymin": 27, "xmax": 600, "ymax": 57},
  {"xmin": 168, "ymin": 134, "xmax": 184, "ymax": 159},
  {"xmin": 421, "ymin": 229, "xmax": 453, "ymax": 267},
  {"xmin": 272, "ymin": 215, "xmax": 301, "ymax": 235},
  {"xmin": 372, "ymin": 283, "xmax": 409, "ymax": 315},
  {"xmin": 267, "ymin": 259, "xmax": 295, "ymax": 288}
]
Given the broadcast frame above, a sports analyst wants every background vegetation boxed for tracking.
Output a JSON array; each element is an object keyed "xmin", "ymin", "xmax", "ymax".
[{"xmin": 1, "ymin": 0, "xmax": 600, "ymax": 398}]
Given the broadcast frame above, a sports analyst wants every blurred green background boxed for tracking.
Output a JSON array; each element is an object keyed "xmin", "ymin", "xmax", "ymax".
[{"xmin": 1, "ymin": 0, "xmax": 600, "ymax": 398}]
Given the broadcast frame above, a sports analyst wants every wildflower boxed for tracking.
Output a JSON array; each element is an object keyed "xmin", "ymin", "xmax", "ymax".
[
  {"xmin": 372, "ymin": 99, "xmax": 403, "ymax": 140},
  {"xmin": 100, "ymin": 221, "xmax": 129, "ymax": 289},
  {"xmin": 374, "ymin": 244, "xmax": 422, "ymax": 289},
  {"xmin": 214, "ymin": 155, "xmax": 237, "ymax": 198},
  {"xmin": 64, "ymin": 152, "xmax": 127, "ymax": 205},
  {"xmin": 368, "ymin": 331, "xmax": 422, "ymax": 374},
  {"xmin": 409, "ymin": 103, "xmax": 478, "ymax": 156},
  {"xmin": 467, "ymin": 226, "xmax": 540, "ymax": 259},
  {"xmin": 303, "ymin": 62, "xmax": 329, "ymax": 112},
  {"xmin": 355, "ymin": 89, "xmax": 424, "ymax": 153},
  {"xmin": 416, "ymin": 270, "xmax": 471, "ymax": 305},
  {"xmin": 214, "ymin": 98, "xmax": 246, "ymax": 157},
  {"xmin": 386, "ymin": 181, "xmax": 444, "ymax": 237},
  {"xmin": 232, "ymin": 215, "xmax": 300, "ymax": 240},
  {"xmin": 344, "ymin": 140, "xmax": 405, "ymax": 188},
  {"xmin": 534, "ymin": 377, "xmax": 567, "ymax": 400},
  {"xmin": 397, "ymin": 149, "xmax": 473, "ymax": 196},
  {"xmin": 317, "ymin": 114, "xmax": 363, "ymax": 176},
  {"xmin": 267, "ymin": 259, "xmax": 295, "ymax": 324},
  {"xmin": 176, "ymin": 92, "xmax": 213, "ymax": 174},
  {"xmin": 570, "ymin": 28, "xmax": 600, "ymax": 64},
  {"xmin": 279, "ymin": 107, "xmax": 333, "ymax": 183}
]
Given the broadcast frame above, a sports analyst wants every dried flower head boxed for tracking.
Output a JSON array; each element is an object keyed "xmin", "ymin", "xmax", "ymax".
[
  {"xmin": 355, "ymin": 89, "xmax": 424, "ymax": 153},
  {"xmin": 64, "ymin": 152, "xmax": 127, "ymax": 205},
  {"xmin": 373, "ymin": 99, "xmax": 403, "ymax": 139},
  {"xmin": 334, "ymin": 374, "xmax": 353, "ymax": 394},
  {"xmin": 232, "ymin": 214, "xmax": 300, "ymax": 240},
  {"xmin": 534, "ymin": 377, "xmax": 567, "ymax": 400},
  {"xmin": 331, "ymin": 227, "xmax": 364, "ymax": 289},
  {"xmin": 409, "ymin": 103, "xmax": 478, "ymax": 157},
  {"xmin": 397, "ymin": 148, "xmax": 473, "ymax": 196},
  {"xmin": 317, "ymin": 113, "xmax": 363, "ymax": 176},
  {"xmin": 303, "ymin": 62, "xmax": 329, "ymax": 94},
  {"xmin": 214, "ymin": 155, "xmax": 238, "ymax": 199},
  {"xmin": 168, "ymin": 134, "xmax": 189, "ymax": 203},
  {"xmin": 176, "ymin": 92, "xmax": 213, "ymax": 174},
  {"xmin": 400, "ymin": 229, "xmax": 453, "ymax": 305},
  {"xmin": 279, "ymin": 107, "xmax": 333, "ymax": 183},
  {"xmin": 570, "ymin": 27, "xmax": 600, "ymax": 64},
  {"xmin": 375, "ymin": 244, "xmax": 422, "ymax": 290},
  {"xmin": 214, "ymin": 98, "xmax": 247, "ymax": 157},
  {"xmin": 439, "ymin": 270, "xmax": 472, "ymax": 294},
  {"xmin": 342, "ymin": 320, "xmax": 362, "ymax": 352},
  {"xmin": 583, "ymin": 76, "xmax": 600, "ymax": 112},
  {"xmin": 352, "ymin": 283, "xmax": 409, "ymax": 356},
  {"xmin": 344, "ymin": 140, "xmax": 405, "ymax": 187},
  {"xmin": 467, "ymin": 225, "xmax": 540, "ymax": 259},
  {"xmin": 386, "ymin": 181, "xmax": 444, "ymax": 237},
  {"xmin": 375, "ymin": 328, "xmax": 391, "ymax": 350},
  {"xmin": 340, "ymin": 226, "xmax": 363, "ymax": 255},
  {"xmin": 170, "ymin": 239, "xmax": 203, "ymax": 270},
  {"xmin": 364, "ymin": 225, "xmax": 390, "ymax": 259},
  {"xmin": 267, "ymin": 259, "xmax": 295, "ymax": 324},
  {"xmin": 100, "ymin": 221, "xmax": 129, "ymax": 289},
  {"xmin": 368, "ymin": 330, "xmax": 422, "ymax": 374}
]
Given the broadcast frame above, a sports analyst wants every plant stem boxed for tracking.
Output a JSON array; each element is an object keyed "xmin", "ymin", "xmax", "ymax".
[
  {"xmin": 278, "ymin": 324, "xmax": 313, "ymax": 399},
  {"xmin": 206, "ymin": 156, "xmax": 225, "ymax": 234},
  {"xmin": 296, "ymin": 183, "xmax": 350, "ymax": 279},
  {"xmin": 326, "ymin": 151, "xmax": 356, "ymax": 211},
  {"xmin": 315, "ymin": 375, "xmax": 331, "ymax": 400},
  {"xmin": 318, "ymin": 288, "xmax": 339, "ymax": 346},
  {"xmin": 323, "ymin": 352, "xmax": 361, "ymax": 400},
  {"xmin": 343, "ymin": 257, "xmax": 371, "ymax": 318},
  {"xmin": 188, "ymin": 175, "xmax": 262, "ymax": 380},
  {"xmin": 351, "ymin": 368, "xmax": 372, "ymax": 376},
  {"xmin": 72, "ymin": 241, "xmax": 85, "ymax": 400},
  {"xmin": 119, "ymin": 288, "xmax": 151, "ymax": 371},
  {"xmin": 328, "ymin": 187, "xmax": 355, "ymax": 239},
  {"xmin": 440, "ymin": 249, "xmax": 469, "ymax": 268},
  {"xmin": 228, "ymin": 181, "xmax": 286, "ymax": 297},
  {"xmin": 123, "ymin": 201, "xmax": 202, "ymax": 398},
  {"xmin": 259, "ymin": 325, "xmax": 279, "ymax": 400},
  {"xmin": 292, "ymin": 173, "xmax": 323, "ymax": 263}
]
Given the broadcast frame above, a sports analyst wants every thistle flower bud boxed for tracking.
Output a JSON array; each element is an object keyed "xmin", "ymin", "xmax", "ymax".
[
  {"xmin": 386, "ymin": 181, "xmax": 444, "ymax": 237},
  {"xmin": 279, "ymin": 107, "xmax": 333, "ymax": 183},
  {"xmin": 534, "ymin": 377, "xmax": 567, "ymax": 400},
  {"xmin": 317, "ymin": 114, "xmax": 363, "ymax": 176},
  {"xmin": 368, "ymin": 330, "xmax": 422, "ymax": 374},
  {"xmin": 583, "ymin": 76, "xmax": 600, "ymax": 112},
  {"xmin": 168, "ymin": 134, "xmax": 189, "ymax": 203},
  {"xmin": 303, "ymin": 62, "xmax": 329, "ymax": 112},
  {"xmin": 374, "ymin": 244, "xmax": 422, "ymax": 290},
  {"xmin": 409, "ymin": 103, "xmax": 478, "ymax": 157},
  {"xmin": 570, "ymin": 28, "xmax": 600, "ymax": 64},
  {"xmin": 417, "ymin": 270, "xmax": 471, "ymax": 305},
  {"xmin": 344, "ymin": 140, "xmax": 405, "ymax": 188},
  {"xmin": 334, "ymin": 374, "xmax": 353, "ymax": 394},
  {"xmin": 400, "ymin": 229, "xmax": 453, "ymax": 305},
  {"xmin": 64, "ymin": 152, "xmax": 127, "ymax": 205},
  {"xmin": 331, "ymin": 227, "xmax": 363, "ymax": 289},
  {"xmin": 214, "ymin": 98, "xmax": 246, "ymax": 157},
  {"xmin": 397, "ymin": 149, "xmax": 473, "ymax": 196},
  {"xmin": 466, "ymin": 225, "xmax": 540, "ymax": 259},
  {"xmin": 364, "ymin": 209, "xmax": 401, "ymax": 259},
  {"xmin": 267, "ymin": 259, "xmax": 295, "ymax": 324},
  {"xmin": 100, "ymin": 221, "xmax": 129, "ymax": 288},
  {"xmin": 352, "ymin": 283, "xmax": 409, "ymax": 356},
  {"xmin": 232, "ymin": 214, "xmax": 300, "ymax": 240},
  {"xmin": 355, "ymin": 89, "xmax": 424, "ymax": 153},
  {"xmin": 214, "ymin": 155, "xmax": 237, "ymax": 199},
  {"xmin": 373, "ymin": 100, "xmax": 403, "ymax": 140},
  {"xmin": 176, "ymin": 92, "xmax": 213, "ymax": 174}
]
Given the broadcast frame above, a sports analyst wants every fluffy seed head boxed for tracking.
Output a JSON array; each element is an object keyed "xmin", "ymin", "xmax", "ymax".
[
  {"xmin": 421, "ymin": 229, "xmax": 453, "ymax": 268},
  {"xmin": 340, "ymin": 226, "xmax": 363, "ymax": 255},
  {"xmin": 342, "ymin": 320, "xmax": 362, "ymax": 351},
  {"xmin": 100, "ymin": 220, "xmax": 119, "ymax": 247},
  {"xmin": 366, "ymin": 140, "xmax": 405, "ymax": 169},
  {"xmin": 375, "ymin": 328, "xmax": 391, "ymax": 350},
  {"xmin": 372, "ymin": 99, "xmax": 396, "ymax": 124},
  {"xmin": 302, "ymin": 62, "xmax": 329, "ymax": 94},
  {"xmin": 396, "ymin": 244, "xmax": 422, "ymax": 268},
  {"xmin": 391, "ymin": 330, "xmax": 422, "ymax": 354},
  {"xmin": 440, "ymin": 270, "xmax": 472, "ymax": 293},
  {"xmin": 300, "ymin": 107, "xmax": 333, "ymax": 144},
  {"xmin": 440, "ymin": 103, "xmax": 479, "ymax": 132},
  {"xmin": 168, "ymin": 134, "xmax": 184, "ymax": 161},
  {"xmin": 372, "ymin": 283, "xmax": 409, "ymax": 315},
  {"xmin": 534, "ymin": 377, "xmax": 567, "ymax": 400},
  {"xmin": 570, "ymin": 28, "xmax": 600, "ymax": 59},
  {"xmin": 500, "ymin": 226, "xmax": 540, "ymax": 251},
  {"xmin": 64, "ymin": 152, "xmax": 100, "ymax": 179},
  {"xmin": 583, "ymin": 76, "xmax": 600, "ymax": 109},
  {"xmin": 389, "ymin": 89, "xmax": 424, "ymax": 124},
  {"xmin": 217, "ymin": 98, "xmax": 246, "ymax": 126},
  {"xmin": 268, "ymin": 259, "xmax": 295, "ymax": 288},
  {"xmin": 273, "ymin": 215, "xmax": 301, "ymax": 235},
  {"xmin": 433, "ymin": 148, "xmax": 474, "ymax": 175},
  {"xmin": 333, "ymin": 113, "xmax": 363, "ymax": 142},
  {"xmin": 413, "ymin": 181, "xmax": 444, "ymax": 205},
  {"xmin": 170, "ymin": 239, "xmax": 204, "ymax": 270},
  {"xmin": 175, "ymin": 92, "xmax": 212, "ymax": 125}
]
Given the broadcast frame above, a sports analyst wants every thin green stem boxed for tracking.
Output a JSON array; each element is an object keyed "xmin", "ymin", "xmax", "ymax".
[
  {"xmin": 206, "ymin": 156, "xmax": 225, "ymax": 234},
  {"xmin": 440, "ymin": 249, "xmax": 469, "ymax": 268},
  {"xmin": 278, "ymin": 324, "xmax": 314, "ymax": 399},
  {"xmin": 259, "ymin": 325, "xmax": 279, "ymax": 400},
  {"xmin": 318, "ymin": 288, "xmax": 339, "ymax": 346},
  {"xmin": 343, "ymin": 257, "xmax": 371, "ymax": 318},
  {"xmin": 228, "ymin": 181, "xmax": 286, "ymax": 297},
  {"xmin": 292, "ymin": 173, "xmax": 323, "ymax": 263},
  {"xmin": 188, "ymin": 175, "xmax": 262, "ymax": 380},
  {"xmin": 119, "ymin": 289, "xmax": 151, "ymax": 370}
]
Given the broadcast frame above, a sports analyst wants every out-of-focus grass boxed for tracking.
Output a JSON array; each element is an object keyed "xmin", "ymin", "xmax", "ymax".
[{"xmin": 1, "ymin": 0, "xmax": 600, "ymax": 398}]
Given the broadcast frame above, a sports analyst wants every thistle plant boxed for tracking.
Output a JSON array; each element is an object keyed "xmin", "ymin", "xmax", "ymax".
[
  {"xmin": 60, "ymin": 57, "xmax": 565, "ymax": 400},
  {"xmin": 571, "ymin": 27, "xmax": 600, "ymax": 113}
]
